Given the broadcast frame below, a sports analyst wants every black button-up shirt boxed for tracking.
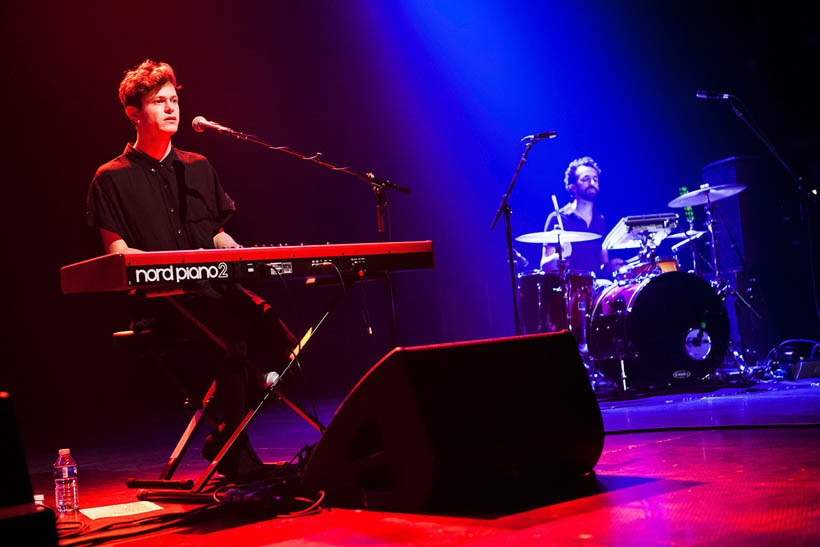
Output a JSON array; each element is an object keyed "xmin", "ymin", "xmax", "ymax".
[
  {"xmin": 87, "ymin": 144, "xmax": 235, "ymax": 251},
  {"xmin": 543, "ymin": 206, "xmax": 606, "ymax": 273}
]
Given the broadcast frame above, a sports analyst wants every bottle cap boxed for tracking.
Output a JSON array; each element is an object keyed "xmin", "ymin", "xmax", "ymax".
[{"xmin": 58, "ymin": 448, "xmax": 71, "ymax": 455}]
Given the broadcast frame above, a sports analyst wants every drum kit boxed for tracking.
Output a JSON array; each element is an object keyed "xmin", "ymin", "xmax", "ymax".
[{"xmin": 515, "ymin": 183, "xmax": 753, "ymax": 392}]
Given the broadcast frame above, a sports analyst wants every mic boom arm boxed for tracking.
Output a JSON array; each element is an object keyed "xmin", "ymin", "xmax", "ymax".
[{"xmin": 191, "ymin": 116, "xmax": 410, "ymax": 194}]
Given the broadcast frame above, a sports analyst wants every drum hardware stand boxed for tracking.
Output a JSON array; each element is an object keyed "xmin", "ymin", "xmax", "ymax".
[
  {"xmin": 586, "ymin": 353, "xmax": 630, "ymax": 393},
  {"xmin": 713, "ymin": 283, "xmax": 762, "ymax": 378},
  {"xmin": 525, "ymin": 200, "xmax": 602, "ymax": 383},
  {"xmin": 698, "ymin": 188, "xmax": 763, "ymax": 376},
  {"xmin": 618, "ymin": 357, "xmax": 629, "ymax": 392},
  {"xmin": 628, "ymin": 231, "xmax": 664, "ymax": 279},
  {"xmin": 702, "ymin": 189, "xmax": 723, "ymax": 284},
  {"xmin": 638, "ymin": 233, "xmax": 659, "ymax": 275},
  {"xmin": 685, "ymin": 218, "xmax": 699, "ymax": 275},
  {"xmin": 711, "ymin": 341, "xmax": 755, "ymax": 382},
  {"xmin": 584, "ymin": 358, "xmax": 617, "ymax": 393},
  {"xmin": 547, "ymin": 194, "xmax": 578, "ymax": 337},
  {"xmin": 707, "ymin": 203, "xmax": 763, "ymax": 326},
  {"xmin": 670, "ymin": 229, "xmax": 711, "ymax": 275},
  {"xmin": 551, "ymin": 230, "xmax": 605, "ymax": 384},
  {"xmin": 608, "ymin": 330, "xmax": 633, "ymax": 393},
  {"xmin": 555, "ymin": 236, "xmax": 571, "ymax": 333}
]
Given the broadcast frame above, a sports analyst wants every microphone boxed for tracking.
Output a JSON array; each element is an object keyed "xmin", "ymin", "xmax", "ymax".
[
  {"xmin": 191, "ymin": 116, "xmax": 238, "ymax": 134},
  {"xmin": 695, "ymin": 90, "xmax": 732, "ymax": 100},
  {"xmin": 264, "ymin": 370, "xmax": 281, "ymax": 389},
  {"xmin": 521, "ymin": 131, "xmax": 557, "ymax": 141}
]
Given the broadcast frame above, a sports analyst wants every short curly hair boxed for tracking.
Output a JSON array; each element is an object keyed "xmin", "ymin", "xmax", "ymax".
[
  {"xmin": 563, "ymin": 156, "xmax": 601, "ymax": 194},
  {"xmin": 118, "ymin": 59, "xmax": 180, "ymax": 110}
]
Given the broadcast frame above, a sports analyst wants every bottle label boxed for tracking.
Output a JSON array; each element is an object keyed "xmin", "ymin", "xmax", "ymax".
[{"xmin": 55, "ymin": 466, "xmax": 78, "ymax": 479}]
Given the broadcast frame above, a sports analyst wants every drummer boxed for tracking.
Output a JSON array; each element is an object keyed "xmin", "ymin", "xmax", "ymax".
[{"xmin": 540, "ymin": 156, "xmax": 621, "ymax": 276}]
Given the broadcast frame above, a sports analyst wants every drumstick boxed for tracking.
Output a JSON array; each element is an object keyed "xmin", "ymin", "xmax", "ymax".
[{"xmin": 551, "ymin": 194, "xmax": 564, "ymax": 231}]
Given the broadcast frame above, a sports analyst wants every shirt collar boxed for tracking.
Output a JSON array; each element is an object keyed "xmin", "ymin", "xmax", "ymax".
[
  {"xmin": 558, "ymin": 205, "xmax": 603, "ymax": 228},
  {"xmin": 560, "ymin": 202, "xmax": 601, "ymax": 218},
  {"xmin": 124, "ymin": 143, "xmax": 179, "ymax": 169}
]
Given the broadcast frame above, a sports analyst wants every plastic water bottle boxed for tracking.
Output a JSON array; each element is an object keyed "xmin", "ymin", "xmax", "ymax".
[{"xmin": 54, "ymin": 448, "xmax": 79, "ymax": 512}]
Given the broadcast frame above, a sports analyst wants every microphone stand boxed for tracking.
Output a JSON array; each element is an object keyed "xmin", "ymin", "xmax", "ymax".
[
  {"xmin": 206, "ymin": 128, "xmax": 411, "ymax": 346},
  {"xmin": 727, "ymin": 97, "xmax": 809, "ymax": 198},
  {"xmin": 726, "ymin": 96, "xmax": 819, "ymax": 321},
  {"xmin": 491, "ymin": 138, "xmax": 538, "ymax": 335}
]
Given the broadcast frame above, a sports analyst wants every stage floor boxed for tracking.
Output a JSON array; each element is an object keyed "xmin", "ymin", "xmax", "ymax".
[{"xmin": 25, "ymin": 377, "xmax": 820, "ymax": 546}]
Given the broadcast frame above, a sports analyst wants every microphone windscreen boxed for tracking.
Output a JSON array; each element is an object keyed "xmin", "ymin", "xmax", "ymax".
[
  {"xmin": 265, "ymin": 371, "xmax": 280, "ymax": 388},
  {"xmin": 191, "ymin": 116, "xmax": 207, "ymax": 132}
]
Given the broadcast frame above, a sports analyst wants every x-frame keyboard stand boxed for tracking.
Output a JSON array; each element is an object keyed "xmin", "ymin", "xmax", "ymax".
[{"xmin": 125, "ymin": 279, "xmax": 353, "ymax": 503}]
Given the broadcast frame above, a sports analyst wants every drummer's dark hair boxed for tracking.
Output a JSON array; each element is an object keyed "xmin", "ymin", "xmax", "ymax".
[{"xmin": 564, "ymin": 156, "xmax": 601, "ymax": 194}]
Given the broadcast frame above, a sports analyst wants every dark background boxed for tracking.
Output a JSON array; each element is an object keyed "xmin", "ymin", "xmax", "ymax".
[{"xmin": 2, "ymin": 1, "xmax": 818, "ymax": 453}]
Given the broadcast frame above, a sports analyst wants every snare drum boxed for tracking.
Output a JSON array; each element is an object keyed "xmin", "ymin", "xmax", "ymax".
[{"xmin": 587, "ymin": 271, "xmax": 729, "ymax": 388}]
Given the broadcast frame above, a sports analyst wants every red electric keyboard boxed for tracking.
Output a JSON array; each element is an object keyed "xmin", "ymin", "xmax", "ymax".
[{"xmin": 61, "ymin": 240, "xmax": 434, "ymax": 294}]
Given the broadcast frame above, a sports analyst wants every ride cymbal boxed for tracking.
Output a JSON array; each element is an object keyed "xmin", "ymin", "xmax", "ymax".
[{"xmin": 668, "ymin": 184, "xmax": 746, "ymax": 208}]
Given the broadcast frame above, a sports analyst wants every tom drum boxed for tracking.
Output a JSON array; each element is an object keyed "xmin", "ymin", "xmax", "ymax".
[{"xmin": 517, "ymin": 270, "xmax": 595, "ymax": 346}]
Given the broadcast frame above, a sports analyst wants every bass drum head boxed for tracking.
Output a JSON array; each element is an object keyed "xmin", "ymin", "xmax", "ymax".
[{"xmin": 591, "ymin": 272, "xmax": 729, "ymax": 388}]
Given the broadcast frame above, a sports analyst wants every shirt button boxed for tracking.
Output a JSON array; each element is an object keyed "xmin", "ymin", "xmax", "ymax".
[
  {"xmin": 150, "ymin": 168, "xmax": 156, "ymax": 173},
  {"xmin": 170, "ymin": 207, "xmax": 175, "ymax": 213},
  {"xmin": 177, "ymin": 229, "xmax": 182, "ymax": 235}
]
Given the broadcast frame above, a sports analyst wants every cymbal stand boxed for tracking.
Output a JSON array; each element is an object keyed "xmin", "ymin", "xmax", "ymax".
[
  {"xmin": 546, "ymin": 195, "xmax": 574, "ymax": 332},
  {"xmin": 704, "ymin": 191, "xmax": 722, "ymax": 285},
  {"xmin": 700, "ymin": 193, "xmax": 762, "ymax": 320},
  {"xmin": 699, "ymin": 194, "xmax": 763, "ymax": 376},
  {"xmin": 686, "ymin": 218, "xmax": 699, "ymax": 275},
  {"xmin": 555, "ymin": 232, "xmax": 571, "ymax": 332}
]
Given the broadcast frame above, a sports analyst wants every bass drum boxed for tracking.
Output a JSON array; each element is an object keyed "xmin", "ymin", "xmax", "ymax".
[{"xmin": 588, "ymin": 271, "xmax": 729, "ymax": 388}]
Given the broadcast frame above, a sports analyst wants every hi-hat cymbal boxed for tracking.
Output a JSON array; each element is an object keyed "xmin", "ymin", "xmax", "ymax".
[
  {"xmin": 668, "ymin": 184, "xmax": 746, "ymax": 208},
  {"xmin": 516, "ymin": 230, "xmax": 602, "ymax": 244}
]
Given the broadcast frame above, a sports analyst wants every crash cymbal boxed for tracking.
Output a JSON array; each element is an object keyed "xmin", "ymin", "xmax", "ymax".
[
  {"xmin": 666, "ymin": 230, "xmax": 706, "ymax": 240},
  {"xmin": 516, "ymin": 229, "xmax": 602, "ymax": 244},
  {"xmin": 668, "ymin": 184, "xmax": 746, "ymax": 208}
]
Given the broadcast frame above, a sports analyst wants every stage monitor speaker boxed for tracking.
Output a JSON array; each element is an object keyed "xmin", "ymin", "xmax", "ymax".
[
  {"xmin": 301, "ymin": 331, "xmax": 604, "ymax": 513},
  {"xmin": 0, "ymin": 392, "xmax": 57, "ymax": 544}
]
